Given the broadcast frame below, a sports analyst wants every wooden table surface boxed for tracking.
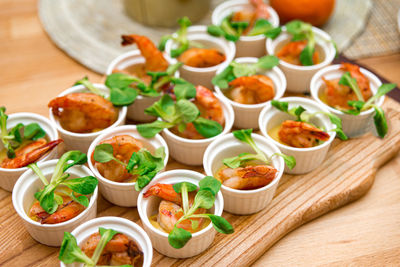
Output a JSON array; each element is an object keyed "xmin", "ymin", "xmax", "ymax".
[{"xmin": 1, "ymin": 1, "xmax": 400, "ymax": 266}]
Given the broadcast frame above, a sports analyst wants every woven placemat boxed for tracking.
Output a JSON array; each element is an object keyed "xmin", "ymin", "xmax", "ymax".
[{"xmin": 39, "ymin": 0, "xmax": 398, "ymax": 74}]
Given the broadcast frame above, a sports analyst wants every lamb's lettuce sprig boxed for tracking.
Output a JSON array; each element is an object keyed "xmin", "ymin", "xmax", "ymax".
[
  {"xmin": 165, "ymin": 176, "xmax": 234, "ymax": 249},
  {"xmin": 93, "ymin": 144, "xmax": 166, "ymax": 191},
  {"xmin": 271, "ymin": 100, "xmax": 348, "ymax": 140},
  {"xmin": 28, "ymin": 151, "xmax": 98, "ymax": 214},
  {"xmin": 0, "ymin": 107, "xmax": 46, "ymax": 159},
  {"xmin": 223, "ymin": 129, "xmax": 296, "ymax": 169},
  {"xmin": 159, "ymin": 17, "xmax": 192, "ymax": 57}
]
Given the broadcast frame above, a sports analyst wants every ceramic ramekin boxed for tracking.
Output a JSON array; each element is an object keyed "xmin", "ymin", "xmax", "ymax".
[
  {"xmin": 266, "ymin": 26, "xmax": 336, "ymax": 93},
  {"xmin": 137, "ymin": 169, "xmax": 224, "ymax": 258},
  {"xmin": 60, "ymin": 216, "xmax": 153, "ymax": 267},
  {"xmin": 212, "ymin": 0, "xmax": 280, "ymax": 58},
  {"xmin": 105, "ymin": 50, "xmax": 179, "ymax": 122},
  {"xmin": 87, "ymin": 125, "xmax": 169, "ymax": 207},
  {"xmin": 0, "ymin": 113, "xmax": 60, "ymax": 192},
  {"xmin": 203, "ymin": 133, "xmax": 284, "ymax": 215},
  {"xmin": 259, "ymin": 97, "xmax": 336, "ymax": 174},
  {"xmin": 164, "ymin": 25, "xmax": 236, "ymax": 89},
  {"xmin": 310, "ymin": 64, "xmax": 383, "ymax": 138},
  {"xmin": 49, "ymin": 84, "xmax": 127, "ymax": 152},
  {"xmin": 214, "ymin": 57, "xmax": 286, "ymax": 129},
  {"xmin": 161, "ymin": 95, "xmax": 234, "ymax": 166},
  {"xmin": 12, "ymin": 160, "xmax": 98, "ymax": 246}
]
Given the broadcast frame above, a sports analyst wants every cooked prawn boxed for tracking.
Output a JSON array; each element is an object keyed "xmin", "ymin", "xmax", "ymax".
[
  {"xmin": 218, "ymin": 165, "xmax": 277, "ymax": 190},
  {"xmin": 232, "ymin": 0, "xmax": 270, "ymax": 35},
  {"xmin": 92, "ymin": 135, "xmax": 143, "ymax": 182},
  {"xmin": 48, "ymin": 93, "xmax": 118, "ymax": 133},
  {"xmin": 1, "ymin": 139, "xmax": 62, "ymax": 169},
  {"xmin": 29, "ymin": 196, "xmax": 85, "ymax": 224},
  {"xmin": 278, "ymin": 120, "xmax": 330, "ymax": 148},
  {"xmin": 144, "ymin": 183, "xmax": 206, "ymax": 233},
  {"xmin": 276, "ymin": 40, "xmax": 320, "ymax": 66},
  {"xmin": 228, "ymin": 74, "xmax": 275, "ymax": 104},
  {"xmin": 323, "ymin": 63, "xmax": 372, "ymax": 109},
  {"xmin": 121, "ymin": 34, "xmax": 169, "ymax": 72},
  {"xmin": 250, "ymin": 0, "xmax": 270, "ymax": 20},
  {"xmin": 173, "ymin": 85, "xmax": 225, "ymax": 139},
  {"xmin": 178, "ymin": 48, "xmax": 226, "ymax": 68}
]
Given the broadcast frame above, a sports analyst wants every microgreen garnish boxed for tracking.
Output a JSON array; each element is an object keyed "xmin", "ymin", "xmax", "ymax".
[
  {"xmin": 336, "ymin": 75, "xmax": 396, "ymax": 138},
  {"xmin": 207, "ymin": 16, "xmax": 281, "ymax": 42},
  {"xmin": 159, "ymin": 17, "xmax": 192, "ymax": 57},
  {"xmin": 74, "ymin": 76, "xmax": 104, "ymax": 97},
  {"xmin": 59, "ymin": 228, "xmax": 132, "ymax": 267},
  {"xmin": 164, "ymin": 176, "xmax": 233, "ymax": 249},
  {"xmin": 93, "ymin": 144, "xmax": 166, "ymax": 191},
  {"xmin": 0, "ymin": 107, "xmax": 46, "ymax": 159},
  {"xmin": 212, "ymin": 55, "xmax": 279, "ymax": 89},
  {"xmin": 223, "ymin": 129, "xmax": 296, "ymax": 169},
  {"xmin": 28, "ymin": 151, "xmax": 98, "ymax": 214},
  {"xmin": 271, "ymin": 100, "xmax": 348, "ymax": 140},
  {"xmin": 285, "ymin": 20, "xmax": 316, "ymax": 66}
]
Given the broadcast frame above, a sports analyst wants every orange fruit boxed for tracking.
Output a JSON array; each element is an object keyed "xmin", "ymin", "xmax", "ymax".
[{"xmin": 270, "ymin": 0, "xmax": 335, "ymax": 26}]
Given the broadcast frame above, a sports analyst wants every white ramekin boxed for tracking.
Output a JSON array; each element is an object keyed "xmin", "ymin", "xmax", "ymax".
[
  {"xmin": 161, "ymin": 95, "xmax": 234, "ymax": 166},
  {"xmin": 164, "ymin": 25, "xmax": 236, "ymax": 89},
  {"xmin": 12, "ymin": 160, "xmax": 98, "ymax": 246},
  {"xmin": 266, "ymin": 26, "xmax": 336, "ymax": 93},
  {"xmin": 310, "ymin": 64, "xmax": 384, "ymax": 138},
  {"xmin": 105, "ymin": 50, "xmax": 179, "ymax": 122},
  {"xmin": 87, "ymin": 125, "xmax": 169, "ymax": 207},
  {"xmin": 0, "ymin": 113, "xmax": 60, "ymax": 192},
  {"xmin": 214, "ymin": 57, "xmax": 286, "ymax": 129},
  {"xmin": 212, "ymin": 0, "xmax": 280, "ymax": 58},
  {"xmin": 259, "ymin": 97, "xmax": 336, "ymax": 174},
  {"xmin": 137, "ymin": 169, "xmax": 224, "ymax": 258},
  {"xmin": 203, "ymin": 133, "xmax": 284, "ymax": 215},
  {"xmin": 49, "ymin": 84, "xmax": 127, "ymax": 152},
  {"xmin": 60, "ymin": 216, "xmax": 153, "ymax": 267}
]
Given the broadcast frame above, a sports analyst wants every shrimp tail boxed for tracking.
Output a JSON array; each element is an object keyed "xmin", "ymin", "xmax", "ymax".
[{"xmin": 143, "ymin": 183, "xmax": 182, "ymax": 204}]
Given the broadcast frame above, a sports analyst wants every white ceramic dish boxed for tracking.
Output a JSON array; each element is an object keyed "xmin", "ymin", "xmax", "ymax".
[
  {"xmin": 310, "ymin": 64, "xmax": 383, "ymax": 138},
  {"xmin": 137, "ymin": 169, "xmax": 224, "ymax": 258},
  {"xmin": 259, "ymin": 97, "xmax": 336, "ymax": 174},
  {"xmin": 87, "ymin": 125, "xmax": 169, "ymax": 207},
  {"xmin": 214, "ymin": 57, "xmax": 286, "ymax": 129},
  {"xmin": 161, "ymin": 94, "xmax": 234, "ymax": 166},
  {"xmin": 49, "ymin": 84, "xmax": 127, "ymax": 152},
  {"xmin": 0, "ymin": 112, "xmax": 60, "ymax": 192},
  {"xmin": 203, "ymin": 133, "xmax": 284, "ymax": 214},
  {"xmin": 105, "ymin": 50, "xmax": 179, "ymax": 122},
  {"xmin": 266, "ymin": 26, "xmax": 336, "ymax": 93},
  {"xmin": 60, "ymin": 216, "xmax": 153, "ymax": 267},
  {"xmin": 164, "ymin": 25, "xmax": 236, "ymax": 89},
  {"xmin": 212, "ymin": 0, "xmax": 280, "ymax": 58},
  {"xmin": 12, "ymin": 160, "xmax": 98, "ymax": 246}
]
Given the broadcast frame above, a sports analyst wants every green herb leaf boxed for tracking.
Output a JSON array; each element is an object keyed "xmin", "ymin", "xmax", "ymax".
[
  {"xmin": 364, "ymin": 83, "xmax": 396, "ymax": 109},
  {"xmin": 172, "ymin": 78, "xmax": 197, "ymax": 100},
  {"xmin": 198, "ymin": 176, "xmax": 221, "ymax": 196},
  {"xmin": 194, "ymin": 189, "xmax": 215, "ymax": 209},
  {"xmin": 339, "ymin": 72, "xmax": 364, "ymax": 102},
  {"xmin": 373, "ymin": 106, "xmax": 388, "ymax": 138},
  {"xmin": 168, "ymin": 226, "xmax": 192, "ymax": 249},
  {"xmin": 223, "ymin": 152, "xmax": 263, "ymax": 169},
  {"xmin": 61, "ymin": 176, "xmax": 98, "ymax": 195},
  {"xmin": 144, "ymin": 94, "xmax": 176, "ymax": 119},
  {"xmin": 271, "ymin": 100, "xmax": 289, "ymax": 113},
  {"xmin": 159, "ymin": 35, "xmax": 172, "ymax": 51},
  {"xmin": 207, "ymin": 214, "xmax": 234, "ymax": 234},
  {"xmin": 173, "ymin": 182, "xmax": 198, "ymax": 193},
  {"xmin": 59, "ymin": 232, "xmax": 94, "ymax": 265},
  {"xmin": 207, "ymin": 25, "xmax": 225, "ymax": 37},
  {"xmin": 34, "ymin": 188, "xmax": 58, "ymax": 214},
  {"xmin": 92, "ymin": 228, "xmax": 120, "ymax": 264},
  {"xmin": 288, "ymin": 105, "xmax": 306, "ymax": 121},
  {"xmin": 256, "ymin": 55, "xmax": 280, "ymax": 69},
  {"xmin": 212, "ymin": 65, "xmax": 235, "ymax": 89},
  {"xmin": 109, "ymin": 86, "xmax": 138, "ymax": 106},
  {"xmin": 192, "ymin": 117, "xmax": 223, "ymax": 138},
  {"xmin": 74, "ymin": 76, "xmax": 103, "ymax": 96},
  {"xmin": 299, "ymin": 41, "xmax": 315, "ymax": 66},
  {"xmin": 93, "ymin": 143, "xmax": 115, "ymax": 163},
  {"xmin": 137, "ymin": 120, "xmax": 175, "ymax": 138},
  {"xmin": 23, "ymin": 123, "xmax": 46, "ymax": 140},
  {"xmin": 325, "ymin": 113, "xmax": 348, "ymax": 140},
  {"xmin": 272, "ymin": 153, "xmax": 296, "ymax": 169},
  {"xmin": 176, "ymin": 99, "xmax": 200, "ymax": 123},
  {"xmin": 248, "ymin": 19, "xmax": 272, "ymax": 36}
]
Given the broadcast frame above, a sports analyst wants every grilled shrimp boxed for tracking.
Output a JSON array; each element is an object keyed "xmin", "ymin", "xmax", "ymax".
[
  {"xmin": 121, "ymin": 34, "xmax": 169, "ymax": 72},
  {"xmin": 323, "ymin": 63, "xmax": 372, "ymax": 109},
  {"xmin": 48, "ymin": 93, "xmax": 118, "ymax": 133},
  {"xmin": 218, "ymin": 165, "xmax": 277, "ymax": 190},
  {"xmin": 276, "ymin": 40, "xmax": 320, "ymax": 66},
  {"xmin": 92, "ymin": 135, "xmax": 143, "ymax": 182},
  {"xmin": 1, "ymin": 139, "xmax": 62, "ymax": 169},
  {"xmin": 278, "ymin": 120, "xmax": 330, "ymax": 148},
  {"xmin": 178, "ymin": 48, "xmax": 226, "ymax": 68},
  {"xmin": 250, "ymin": 0, "xmax": 270, "ymax": 20},
  {"xmin": 228, "ymin": 74, "xmax": 275, "ymax": 104},
  {"xmin": 232, "ymin": 0, "xmax": 270, "ymax": 35}
]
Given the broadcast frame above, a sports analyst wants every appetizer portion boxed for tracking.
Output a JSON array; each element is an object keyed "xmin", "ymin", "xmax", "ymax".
[
  {"xmin": 0, "ymin": 107, "xmax": 62, "ymax": 169},
  {"xmin": 217, "ymin": 129, "xmax": 295, "ymax": 190},
  {"xmin": 276, "ymin": 20, "xmax": 321, "ymax": 66},
  {"xmin": 137, "ymin": 82, "xmax": 224, "ymax": 140},
  {"xmin": 28, "ymin": 151, "xmax": 98, "ymax": 224},
  {"xmin": 208, "ymin": 0, "xmax": 281, "ymax": 41},
  {"xmin": 159, "ymin": 17, "xmax": 226, "ymax": 68},
  {"xmin": 269, "ymin": 100, "xmax": 347, "ymax": 148},
  {"xmin": 60, "ymin": 228, "xmax": 143, "ymax": 266},
  {"xmin": 212, "ymin": 55, "xmax": 279, "ymax": 104},
  {"xmin": 143, "ymin": 176, "xmax": 233, "ymax": 248},
  {"xmin": 92, "ymin": 135, "xmax": 166, "ymax": 190}
]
